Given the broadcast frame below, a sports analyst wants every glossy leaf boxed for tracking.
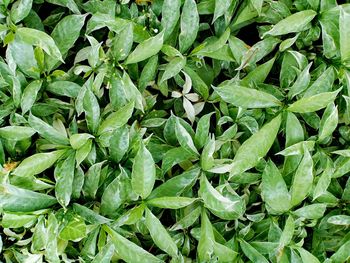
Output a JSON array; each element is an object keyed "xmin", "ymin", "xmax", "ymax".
[
  {"xmin": 0, "ymin": 126, "xmax": 35, "ymax": 141},
  {"xmin": 214, "ymin": 84, "xmax": 282, "ymax": 108},
  {"xmin": 263, "ymin": 10, "xmax": 317, "ymax": 37},
  {"xmin": 13, "ymin": 150, "xmax": 66, "ymax": 178},
  {"xmin": 104, "ymin": 225, "xmax": 162, "ymax": 263},
  {"xmin": 131, "ymin": 142, "xmax": 156, "ymax": 199},
  {"xmin": 290, "ymin": 147, "xmax": 314, "ymax": 207},
  {"xmin": 229, "ymin": 114, "xmax": 282, "ymax": 177},
  {"xmin": 21, "ymin": 80, "xmax": 42, "ymax": 114},
  {"xmin": 54, "ymin": 153, "xmax": 75, "ymax": 207},
  {"xmin": 98, "ymin": 101, "xmax": 134, "ymax": 135},
  {"xmin": 261, "ymin": 160, "xmax": 291, "ymax": 214},
  {"xmin": 16, "ymin": 27, "xmax": 63, "ymax": 61},
  {"xmin": 146, "ymin": 197, "xmax": 196, "ymax": 209},
  {"xmin": 161, "ymin": 0, "xmax": 181, "ymax": 40},
  {"xmin": 288, "ymin": 89, "xmax": 340, "ymax": 113},
  {"xmin": 125, "ymin": 31, "xmax": 164, "ymax": 64},
  {"xmin": 175, "ymin": 118, "xmax": 199, "ymax": 155},
  {"xmin": 0, "ymin": 184, "xmax": 57, "ymax": 212},
  {"xmin": 199, "ymin": 174, "xmax": 245, "ymax": 220},
  {"xmin": 149, "ymin": 167, "xmax": 200, "ymax": 199},
  {"xmin": 28, "ymin": 113, "xmax": 70, "ymax": 145},
  {"xmin": 179, "ymin": 0, "xmax": 199, "ymax": 53},
  {"xmin": 318, "ymin": 102, "xmax": 338, "ymax": 142},
  {"xmin": 145, "ymin": 208, "xmax": 178, "ymax": 257}
]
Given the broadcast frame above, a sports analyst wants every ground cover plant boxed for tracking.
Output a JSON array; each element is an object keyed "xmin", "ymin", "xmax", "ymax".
[{"xmin": 0, "ymin": 0, "xmax": 350, "ymax": 262}]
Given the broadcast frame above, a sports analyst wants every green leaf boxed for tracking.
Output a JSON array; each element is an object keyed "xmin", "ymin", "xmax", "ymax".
[
  {"xmin": 31, "ymin": 216, "xmax": 47, "ymax": 251},
  {"xmin": 161, "ymin": 0, "xmax": 181, "ymax": 40},
  {"xmin": 125, "ymin": 31, "xmax": 164, "ymax": 64},
  {"xmin": 16, "ymin": 27, "xmax": 63, "ymax": 62},
  {"xmin": 45, "ymin": 213, "xmax": 59, "ymax": 262},
  {"xmin": 0, "ymin": 184, "xmax": 57, "ymax": 212},
  {"xmin": 313, "ymin": 159, "xmax": 333, "ymax": 200},
  {"xmin": 279, "ymin": 216, "xmax": 294, "ymax": 248},
  {"xmin": 229, "ymin": 114, "xmax": 282, "ymax": 178},
  {"xmin": 98, "ymin": 101, "xmax": 134, "ymax": 135},
  {"xmin": 103, "ymin": 225, "xmax": 162, "ymax": 263},
  {"xmin": 296, "ymin": 247, "xmax": 320, "ymax": 263},
  {"xmin": 1, "ymin": 212, "xmax": 37, "ymax": 228},
  {"xmin": 46, "ymin": 0, "xmax": 80, "ymax": 14},
  {"xmin": 214, "ymin": 84, "xmax": 282, "ymax": 108},
  {"xmin": 149, "ymin": 167, "xmax": 200, "ymax": 199},
  {"xmin": 198, "ymin": 209, "xmax": 215, "ymax": 262},
  {"xmin": 113, "ymin": 204, "xmax": 145, "ymax": 227},
  {"xmin": 213, "ymin": 0, "xmax": 231, "ymax": 22},
  {"xmin": 263, "ymin": 10, "xmax": 317, "ymax": 37},
  {"xmin": 47, "ymin": 14, "xmax": 86, "ymax": 69},
  {"xmin": 54, "ymin": 153, "xmax": 75, "ymax": 207},
  {"xmin": 261, "ymin": 160, "xmax": 291, "ymax": 214},
  {"xmin": 11, "ymin": 0, "xmax": 33, "ymax": 23},
  {"xmin": 91, "ymin": 242, "xmax": 115, "ymax": 263},
  {"xmin": 340, "ymin": 6, "xmax": 350, "ymax": 67},
  {"xmin": 288, "ymin": 89, "xmax": 340, "ymax": 113},
  {"xmin": 82, "ymin": 161, "xmax": 104, "ymax": 199},
  {"xmin": 73, "ymin": 203, "xmax": 111, "ymax": 225},
  {"xmin": 139, "ymin": 55, "xmax": 158, "ymax": 91},
  {"xmin": 59, "ymin": 214, "xmax": 87, "ymax": 241},
  {"xmin": 13, "ymin": 150, "xmax": 66, "ymax": 178},
  {"xmin": 160, "ymin": 56, "xmax": 186, "ymax": 83},
  {"xmin": 277, "ymin": 141, "xmax": 315, "ymax": 156},
  {"xmin": 279, "ymin": 34, "xmax": 299, "ymax": 52},
  {"xmin": 318, "ymin": 102, "xmax": 338, "ymax": 142},
  {"xmin": 146, "ymin": 197, "xmax": 196, "ymax": 209},
  {"xmin": 109, "ymin": 126, "xmax": 129, "ymax": 163},
  {"xmin": 293, "ymin": 204, "xmax": 327, "ymax": 219},
  {"xmin": 83, "ymin": 88, "xmax": 100, "ymax": 134},
  {"xmin": 121, "ymin": 71, "xmax": 144, "ymax": 111},
  {"xmin": 183, "ymin": 65, "xmax": 209, "ymax": 99},
  {"xmin": 241, "ymin": 57, "xmax": 276, "ymax": 86},
  {"xmin": 0, "ymin": 126, "xmax": 35, "ymax": 141},
  {"xmin": 214, "ymin": 242, "xmax": 238, "ymax": 263},
  {"xmin": 161, "ymin": 146, "xmax": 195, "ymax": 174},
  {"xmin": 28, "ymin": 113, "xmax": 70, "ymax": 145},
  {"xmin": 195, "ymin": 112, "xmax": 213, "ymax": 149},
  {"xmin": 239, "ymin": 239, "xmax": 269, "ymax": 263},
  {"xmin": 333, "ymin": 156, "xmax": 350, "ymax": 178},
  {"xmin": 288, "ymin": 62, "xmax": 312, "ymax": 99},
  {"xmin": 131, "ymin": 142, "xmax": 156, "ymax": 199},
  {"xmin": 170, "ymin": 205, "xmax": 201, "ymax": 231},
  {"xmin": 193, "ymin": 28, "xmax": 231, "ymax": 57},
  {"xmin": 21, "ymin": 81, "xmax": 42, "ymax": 115},
  {"xmin": 304, "ymin": 67, "xmax": 335, "ymax": 98},
  {"xmin": 75, "ymin": 139, "xmax": 92, "ymax": 166},
  {"xmin": 175, "ymin": 118, "xmax": 199, "ymax": 155},
  {"xmin": 290, "ymin": 146, "xmax": 314, "ymax": 207},
  {"xmin": 100, "ymin": 168, "xmax": 133, "ymax": 216},
  {"xmin": 70, "ymin": 133, "xmax": 94, "ymax": 149},
  {"xmin": 145, "ymin": 207, "xmax": 178, "ymax": 257},
  {"xmin": 46, "ymin": 81, "xmax": 81, "ymax": 98},
  {"xmin": 112, "ymin": 23, "xmax": 133, "ymax": 61},
  {"xmin": 200, "ymin": 136, "xmax": 215, "ymax": 171},
  {"xmin": 199, "ymin": 174, "xmax": 245, "ymax": 220},
  {"xmin": 9, "ymin": 38, "xmax": 40, "ymax": 79},
  {"xmin": 327, "ymin": 215, "xmax": 350, "ymax": 226},
  {"xmin": 179, "ymin": 0, "xmax": 199, "ymax": 53},
  {"xmin": 330, "ymin": 240, "xmax": 350, "ymax": 263},
  {"xmin": 11, "ymin": 76, "xmax": 22, "ymax": 108}
]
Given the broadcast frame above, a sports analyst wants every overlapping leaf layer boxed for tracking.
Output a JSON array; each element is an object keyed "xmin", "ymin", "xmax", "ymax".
[{"xmin": 0, "ymin": 0, "xmax": 350, "ymax": 262}]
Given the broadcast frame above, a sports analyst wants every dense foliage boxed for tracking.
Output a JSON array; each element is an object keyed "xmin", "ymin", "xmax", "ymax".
[{"xmin": 0, "ymin": 0, "xmax": 350, "ymax": 262}]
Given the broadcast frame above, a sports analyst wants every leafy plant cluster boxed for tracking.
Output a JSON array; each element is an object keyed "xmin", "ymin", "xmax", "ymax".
[{"xmin": 0, "ymin": 0, "xmax": 350, "ymax": 262}]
